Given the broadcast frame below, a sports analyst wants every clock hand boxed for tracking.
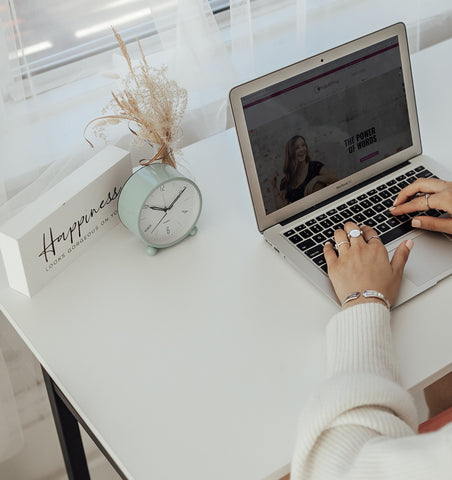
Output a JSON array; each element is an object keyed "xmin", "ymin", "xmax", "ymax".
[
  {"xmin": 148, "ymin": 211, "xmax": 168, "ymax": 235},
  {"xmin": 167, "ymin": 186, "xmax": 187, "ymax": 210},
  {"xmin": 145, "ymin": 204, "xmax": 168, "ymax": 212}
]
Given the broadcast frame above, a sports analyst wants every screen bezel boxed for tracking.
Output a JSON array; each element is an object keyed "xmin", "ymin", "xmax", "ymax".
[{"xmin": 229, "ymin": 22, "xmax": 421, "ymax": 233}]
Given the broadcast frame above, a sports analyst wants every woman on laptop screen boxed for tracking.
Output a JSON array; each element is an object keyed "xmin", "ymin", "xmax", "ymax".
[{"xmin": 272, "ymin": 135, "xmax": 338, "ymax": 208}]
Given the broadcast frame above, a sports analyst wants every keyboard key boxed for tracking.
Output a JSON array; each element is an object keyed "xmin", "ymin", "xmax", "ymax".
[
  {"xmin": 312, "ymin": 233, "xmax": 326, "ymax": 244},
  {"xmin": 416, "ymin": 169, "xmax": 433, "ymax": 178},
  {"xmin": 298, "ymin": 239, "xmax": 315, "ymax": 251},
  {"xmin": 341, "ymin": 208, "xmax": 353, "ymax": 218},
  {"xmin": 284, "ymin": 230, "xmax": 295, "ymax": 237},
  {"xmin": 288, "ymin": 234, "xmax": 302, "ymax": 244},
  {"xmin": 373, "ymin": 203, "xmax": 385, "ymax": 213},
  {"xmin": 299, "ymin": 229, "xmax": 313, "ymax": 239},
  {"xmin": 312, "ymin": 254, "xmax": 326, "ymax": 267},
  {"xmin": 387, "ymin": 217, "xmax": 400, "ymax": 228},
  {"xmin": 320, "ymin": 219, "xmax": 333, "ymax": 228},
  {"xmin": 353, "ymin": 213, "xmax": 366, "ymax": 223},
  {"xmin": 363, "ymin": 208, "xmax": 376, "ymax": 218},
  {"xmin": 379, "ymin": 222, "xmax": 413, "ymax": 244},
  {"xmin": 331, "ymin": 214, "xmax": 343, "ymax": 223},
  {"xmin": 305, "ymin": 244, "xmax": 324, "ymax": 259},
  {"xmin": 377, "ymin": 222, "xmax": 390, "ymax": 233},
  {"xmin": 310, "ymin": 224, "xmax": 322, "ymax": 234}
]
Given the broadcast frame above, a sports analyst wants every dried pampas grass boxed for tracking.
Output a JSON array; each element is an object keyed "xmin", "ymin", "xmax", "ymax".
[{"xmin": 84, "ymin": 28, "xmax": 188, "ymax": 168}]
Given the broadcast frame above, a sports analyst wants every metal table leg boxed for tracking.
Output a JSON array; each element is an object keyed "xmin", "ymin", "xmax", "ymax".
[{"xmin": 41, "ymin": 367, "xmax": 128, "ymax": 480}]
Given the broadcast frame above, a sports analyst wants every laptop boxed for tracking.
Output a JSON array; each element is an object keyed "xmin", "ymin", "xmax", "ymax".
[{"xmin": 229, "ymin": 22, "xmax": 452, "ymax": 308}]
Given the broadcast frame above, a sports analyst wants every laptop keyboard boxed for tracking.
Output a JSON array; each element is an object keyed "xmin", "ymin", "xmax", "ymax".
[{"xmin": 283, "ymin": 165, "xmax": 442, "ymax": 274}]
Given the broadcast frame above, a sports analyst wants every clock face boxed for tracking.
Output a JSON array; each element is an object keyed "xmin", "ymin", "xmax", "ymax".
[{"xmin": 139, "ymin": 179, "xmax": 201, "ymax": 246}]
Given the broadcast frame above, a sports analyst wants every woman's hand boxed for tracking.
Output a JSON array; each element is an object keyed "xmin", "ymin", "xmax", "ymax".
[
  {"xmin": 391, "ymin": 178, "xmax": 452, "ymax": 234},
  {"xmin": 324, "ymin": 222, "xmax": 413, "ymax": 308}
]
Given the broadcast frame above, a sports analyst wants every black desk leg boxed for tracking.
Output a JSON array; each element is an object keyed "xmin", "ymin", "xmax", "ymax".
[{"xmin": 42, "ymin": 367, "xmax": 91, "ymax": 480}]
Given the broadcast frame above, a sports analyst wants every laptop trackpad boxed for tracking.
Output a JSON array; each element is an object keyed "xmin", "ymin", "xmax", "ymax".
[{"xmin": 393, "ymin": 232, "xmax": 452, "ymax": 286}]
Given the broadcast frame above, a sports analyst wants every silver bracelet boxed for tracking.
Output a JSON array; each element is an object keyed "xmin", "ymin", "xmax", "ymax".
[{"xmin": 341, "ymin": 290, "xmax": 391, "ymax": 310}]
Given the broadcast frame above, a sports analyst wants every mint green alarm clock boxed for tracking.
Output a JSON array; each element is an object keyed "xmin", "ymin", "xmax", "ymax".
[{"xmin": 118, "ymin": 163, "xmax": 202, "ymax": 255}]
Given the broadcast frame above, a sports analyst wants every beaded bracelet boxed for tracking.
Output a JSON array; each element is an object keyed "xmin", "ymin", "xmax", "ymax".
[{"xmin": 341, "ymin": 290, "xmax": 391, "ymax": 310}]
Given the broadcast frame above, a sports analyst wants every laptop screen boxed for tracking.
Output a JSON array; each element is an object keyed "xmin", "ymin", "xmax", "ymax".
[{"xmin": 240, "ymin": 35, "xmax": 412, "ymax": 216}]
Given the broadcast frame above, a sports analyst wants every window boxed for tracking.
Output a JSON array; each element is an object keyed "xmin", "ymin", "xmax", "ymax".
[{"xmin": 9, "ymin": 0, "xmax": 230, "ymax": 75}]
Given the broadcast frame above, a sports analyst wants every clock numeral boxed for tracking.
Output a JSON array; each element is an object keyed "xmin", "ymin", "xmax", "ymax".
[{"xmin": 166, "ymin": 226, "xmax": 171, "ymax": 235}]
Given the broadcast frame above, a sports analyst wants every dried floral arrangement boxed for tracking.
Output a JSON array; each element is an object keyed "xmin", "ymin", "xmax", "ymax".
[{"xmin": 84, "ymin": 28, "xmax": 188, "ymax": 168}]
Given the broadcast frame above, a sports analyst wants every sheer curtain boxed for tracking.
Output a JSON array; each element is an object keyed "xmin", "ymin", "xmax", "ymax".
[
  {"xmin": 1, "ymin": 0, "xmax": 452, "ymax": 223},
  {"xmin": 0, "ymin": 0, "xmax": 451, "ymax": 462}
]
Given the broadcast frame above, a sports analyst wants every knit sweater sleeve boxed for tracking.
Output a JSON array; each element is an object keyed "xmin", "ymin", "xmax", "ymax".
[{"xmin": 290, "ymin": 302, "xmax": 452, "ymax": 480}]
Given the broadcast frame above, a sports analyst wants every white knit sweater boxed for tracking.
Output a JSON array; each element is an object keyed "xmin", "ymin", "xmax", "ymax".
[{"xmin": 290, "ymin": 302, "xmax": 452, "ymax": 480}]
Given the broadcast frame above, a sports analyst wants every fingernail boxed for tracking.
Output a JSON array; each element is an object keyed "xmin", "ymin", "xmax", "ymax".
[
  {"xmin": 389, "ymin": 206, "xmax": 395, "ymax": 211},
  {"xmin": 412, "ymin": 219, "xmax": 421, "ymax": 228},
  {"xmin": 393, "ymin": 198, "xmax": 398, "ymax": 206},
  {"xmin": 406, "ymin": 239, "xmax": 414, "ymax": 251}
]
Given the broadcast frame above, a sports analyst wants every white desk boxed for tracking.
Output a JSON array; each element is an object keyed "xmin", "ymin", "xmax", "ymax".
[{"xmin": 1, "ymin": 39, "xmax": 452, "ymax": 480}]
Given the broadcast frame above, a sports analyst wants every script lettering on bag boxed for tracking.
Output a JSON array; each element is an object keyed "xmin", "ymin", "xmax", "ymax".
[{"xmin": 38, "ymin": 186, "xmax": 122, "ymax": 264}]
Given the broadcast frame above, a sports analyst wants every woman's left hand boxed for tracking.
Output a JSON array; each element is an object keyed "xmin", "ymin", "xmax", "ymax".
[{"xmin": 324, "ymin": 222, "xmax": 413, "ymax": 308}]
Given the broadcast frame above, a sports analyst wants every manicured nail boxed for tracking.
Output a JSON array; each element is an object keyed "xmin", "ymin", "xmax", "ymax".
[
  {"xmin": 389, "ymin": 206, "xmax": 395, "ymax": 211},
  {"xmin": 412, "ymin": 219, "xmax": 421, "ymax": 228},
  {"xmin": 406, "ymin": 239, "xmax": 414, "ymax": 251},
  {"xmin": 393, "ymin": 198, "xmax": 398, "ymax": 206}
]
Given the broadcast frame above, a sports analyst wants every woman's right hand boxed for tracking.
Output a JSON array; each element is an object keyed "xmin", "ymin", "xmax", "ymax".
[{"xmin": 390, "ymin": 178, "xmax": 452, "ymax": 234}]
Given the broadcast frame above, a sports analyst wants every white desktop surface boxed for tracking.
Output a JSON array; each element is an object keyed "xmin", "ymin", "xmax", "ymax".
[{"xmin": 1, "ymin": 39, "xmax": 452, "ymax": 480}]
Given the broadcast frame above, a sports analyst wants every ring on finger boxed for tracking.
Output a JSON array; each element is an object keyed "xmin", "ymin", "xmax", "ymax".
[
  {"xmin": 334, "ymin": 240, "xmax": 350, "ymax": 249},
  {"xmin": 366, "ymin": 235, "xmax": 380, "ymax": 242},
  {"xmin": 347, "ymin": 229, "xmax": 363, "ymax": 239},
  {"xmin": 425, "ymin": 193, "xmax": 431, "ymax": 209}
]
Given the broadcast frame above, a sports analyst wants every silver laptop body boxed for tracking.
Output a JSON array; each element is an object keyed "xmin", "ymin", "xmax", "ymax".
[{"xmin": 229, "ymin": 23, "xmax": 452, "ymax": 308}]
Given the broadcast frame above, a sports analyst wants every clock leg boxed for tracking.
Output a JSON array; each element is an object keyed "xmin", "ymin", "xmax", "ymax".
[
  {"xmin": 146, "ymin": 245, "xmax": 158, "ymax": 256},
  {"xmin": 189, "ymin": 226, "xmax": 198, "ymax": 236}
]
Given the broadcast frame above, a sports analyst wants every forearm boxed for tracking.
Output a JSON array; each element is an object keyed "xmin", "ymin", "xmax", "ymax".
[{"xmin": 291, "ymin": 303, "xmax": 420, "ymax": 480}]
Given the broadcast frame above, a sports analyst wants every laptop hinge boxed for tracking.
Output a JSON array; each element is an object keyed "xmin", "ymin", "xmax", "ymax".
[{"xmin": 281, "ymin": 160, "xmax": 410, "ymax": 226}]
